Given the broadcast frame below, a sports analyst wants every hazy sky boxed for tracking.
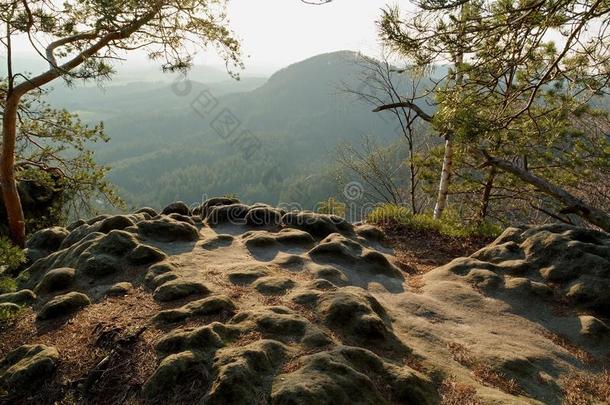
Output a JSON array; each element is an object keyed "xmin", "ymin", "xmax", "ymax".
[
  {"xmin": 5, "ymin": 0, "xmax": 389, "ymax": 75},
  {"xmin": 224, "ymin": 0, "xmax": 388, "ymax": 73}
]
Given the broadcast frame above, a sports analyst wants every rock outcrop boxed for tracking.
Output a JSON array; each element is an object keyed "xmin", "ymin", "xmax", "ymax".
[{"xmin": 1, "ymin": 200, "xmax": 608, "ymax": 404}]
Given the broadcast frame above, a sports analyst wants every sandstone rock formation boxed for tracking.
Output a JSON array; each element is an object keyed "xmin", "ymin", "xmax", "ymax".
[{"xmin": 0, "ymin": 199, "xmax": 608, "ymax": 404}]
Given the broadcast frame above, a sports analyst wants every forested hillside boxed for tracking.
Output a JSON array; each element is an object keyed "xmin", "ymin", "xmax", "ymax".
[{"xmin": 46, "ymin": 51, "xmax": 405, "ymax": 210}]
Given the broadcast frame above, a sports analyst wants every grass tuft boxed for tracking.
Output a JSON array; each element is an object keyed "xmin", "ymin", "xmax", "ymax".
[{"xmin": 367, "ymin": 204, "xmax": 501, "ymax": 238}]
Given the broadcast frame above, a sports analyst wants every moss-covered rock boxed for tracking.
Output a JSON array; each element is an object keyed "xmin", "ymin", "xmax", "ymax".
[
  {"xmin": 155, "ymin": 324, "xmax": 228, "ymax": 358},
  {"xmin": 228, "ymin": 268, "xmax": 269, "ymax": 285},
  {"xmin": 126, "ymin": 244, "xmax": 167, "ymax": 265},
  {"xmin": 135, "ymin": 207, "xmax": 158, "ymax": 217},
  {"xmin": 161, "ymin": 201, "xmax": 191, "ymax": 216},
  {"xmin": 253, "ymin": 277, "xmax": 296, "ymax": 295},
  {"xmin": 154, "ymin": 295, "xmax": 236, "ymax": 323},
  {"xmin": 446, "ymin": 225, "xmax": 610, "ymax": 314},
  {"xmin": 144, "ymin": 262, "xmax": 177, "ymax": 287},
  {"xmin": 274, "ymin": 228, "xmax": 316, "ymax": 247},
  {"xmin": 143, "ymin": 350, "xmax": 207, "ymax": 399},
  {"xmin": 282, "ymin": 212, "xmax": 354, "ymax": 239},
  {"xmin": 578, "ymin": 315, "xmax": 609, "ymax": 338},
  {"xmin": 0, "ymin": 289, "xmax": 36, "ymax": 305},
  {"xmin": 355, "ymin": 224, "xmax": 385, "ymax": 243},
  {"xmin": 26, "ymin": 227, "xmax": 70, "ymax": 253},
  {"xmin": 37, "ymin": 292, "xmax": 91, "ymax": 320},
  {"xmin": 0, "ymin": 344, "xmax": 59, "ymax": 394},
  {"xmin": 206, "ymin": 204, "xmax": 250, "ymax": 227},
  {"xmin": 97, "ymin": 215, "xmax": 135, "ymax": 234},
  {"xmin": 153, "ymin": 280, "xmax": 210, "ymax": 302},
  {"xmin": 204, "ymin": 340, "xmax": 287, "ymax": 405},
  {"xmin": 314, "ymin": 288, "xmax": 407, "ymax": 353},
  {"xmin": 0, "ymin": 303, "xmax": 21, "ymax": 318},
  {"xmin": 92, "ymin": 230, "xmax": 138, "ymax": 256},
  {"xmin": 78, "ymin": 254, "xmax": 122, "ymax": 278},
  {"xmin": 197, "ymin": 197, "xmax": 240, "ymax": 218},
  {"xmin": 271, "ymin": 346, "xmax": 438, "ymax": 405},
  {"xmin": 138, "ymin": 218, "xmax": 199, "ymax": 242},
  {"xmin": 245, "ymin": 206, "xmax": 283, "ymax": 227},
  {"xmin": 106, "ymin": 282, "xmax": 133, "ymax": 297},
  {"xmin": 35, "ymin": 268, "xmax": 75, "ymax": 294}
]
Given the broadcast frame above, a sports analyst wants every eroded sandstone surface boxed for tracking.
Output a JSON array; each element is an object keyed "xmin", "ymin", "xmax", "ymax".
[{"xmin": 1, "ymin": 200, "xmax": 608, "ymax": 404}]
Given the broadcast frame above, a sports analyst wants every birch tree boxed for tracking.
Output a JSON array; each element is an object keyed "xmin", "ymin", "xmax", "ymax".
[{"xmin": 377, "ymin": 2, "xmax": 473, "ymax": 220}]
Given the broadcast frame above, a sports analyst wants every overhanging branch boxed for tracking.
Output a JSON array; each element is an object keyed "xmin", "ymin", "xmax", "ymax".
[
  {"xmin": 481, "ymin": 150, "xmax": 610, "ymax": 232},
  {"xmin": 373, "ymin": 101, "xmax": 433, "ymax": 122}
]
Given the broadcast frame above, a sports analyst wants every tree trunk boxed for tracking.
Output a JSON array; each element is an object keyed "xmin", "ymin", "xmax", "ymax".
[
  {"xmin": 408, "ymin": 141, "xmax": 418, "ymax": 214},
  {"xmin": 1, "ymin": 94, "xmax": 26, "ymax": 247},
  {"xmin": 433, "ymin": 135, "xmax": 453, "ymax": 219},
  {"xmin": 478, "ymin": 166, "xmax": 496, "ymax": 221},
  {"xmin": 484, "ymin": 153, "xmax": 610, "ymax": 232},
  {"xmin": 433, "ymin": 5, "xmax": 465, "ymax": 220}
]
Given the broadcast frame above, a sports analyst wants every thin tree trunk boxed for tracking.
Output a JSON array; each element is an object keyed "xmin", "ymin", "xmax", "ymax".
[
  {"xmin": 478, "ymin": 166, "xmax": 496, "ymax": 221},
  {"xmin": 484, "ymin": 153, "xmax": 610, "ymax": 232},
  {"xmin": 1, "ymin": 95, "xmax": 26, "ymax": 247},
  {"xmin": 433, "ymin": 135, "xmax": 453, "ymax": 219},
  {"xmin": 433, "ymin": 4, "xmax": 465, "ymax": 220},
  {"xmin": 409, "ymin": 154, "xmax": 418, "ymax": 214}
]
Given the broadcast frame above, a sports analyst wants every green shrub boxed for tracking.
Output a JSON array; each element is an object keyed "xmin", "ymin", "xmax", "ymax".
[
  {"xmin": 0, "ymin": 236, "xmax": 25, "ymax": 271},
  {"xmin": 0, "ymin": 304, "xmax": 21, "ymax": 330},
  {"xmin": 0, "ymin": 277, "xmax": 17, "ymax": 295},
  {"xmin": 317, "ymin": 197, "xmax": 347, "ymax": 217},
  {"xmin": 367, "ymin": 204, "xmax": 501, "ymax": 238}
]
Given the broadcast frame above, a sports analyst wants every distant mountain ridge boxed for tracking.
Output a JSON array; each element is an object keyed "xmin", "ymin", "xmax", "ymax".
[{"xmin": 43, "ymin": 51, "xmax": 412, "ymax": 209}]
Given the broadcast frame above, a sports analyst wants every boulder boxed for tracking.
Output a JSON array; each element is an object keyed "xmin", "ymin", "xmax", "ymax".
[
  {"xmin": 92, "ymin": 230, "xmax": 138, "ymax": 256},
  {"xmin": 355, "ymin": 224, "xmax": 385, "ymax": 242},
  {"xmin": 0, "ymin": 290, "xmax": 36, "ymax": 306},
  {"xmin": 127, "ymin": 244, "xmax": 167, "ymax": 265},
  {"xmin": 274, "ymin": 228, "xmax": 316, "ymax": 247},
  {"xmin": 245, "ymin": 207, "xmax": 283, "ymax": 227},
  {"xmin": 198, "ymin": 197, "xmax": 240, "ymax": 218},
  {"xmin": 78, "ymin": 254, "xmax": 121, "ymax": 278},
  {"xmin": 167, "ymin": 213, "xmax": 196, "ymax": 225},
  {"xmin": 579, "ymin": 315, "xmax": 609, "ymax": 338},
  {"xmin": 206, "ymin": 204, "xmax": 250, "ymax": 227},
  {"xmin": 106, "ymin": 282, "xmax": 133, "ymax": 297},
  {"xmin": 154, "ymin": 295, "xmax": 236, "ymax": 323},
  {"xmin": 86, "ymin": 214, "xmax": 110, "ymax": 226},
  {"xmin": 204, "ymin": 340, "xmax": 286, "ymax": 405},
  {"xmin": 138, "ymin": 218, "xmax": 199, "ymax": 242},
  {"xmin": 26, "ymin": 227, "xmax": 70, "ymax": 253},
  {"xmin": 0, "ymin": 345, "xmax": 59, "ymax": 394},
  {"xmin": 37, "ymin": 292, "xmax": 91, "ymax": 320},
  {"xmin": 97, "ymin": 215, "xmax": 135, "ymax": 234},
  {"xmin": 153, "ymin": 280, "xmax": 210, "ymax": 302},
  {"xmin": 253, "ymin": 277, "xmax": 296, "ymax": 295},
  {"xmin": 162, "ymin": 201, "xmax": 191, "ymax": 216},
  {"xmin": 143, "ymin": 351, "xmax": 206, "ymax": 400},
  {"xmin": 35, "ymin": 268, "xmax": 75, "ymax": 294},
  {"xmin": 66, "ymin": 219, "xmax": 86, "ymax": 232},
  {"xmin": 135, "ymin": 207, "xmax": 158, "ymax": 217},
  {"xmin": 271, "ymin": 346, "xmax": 438, "ymax": 405}
]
